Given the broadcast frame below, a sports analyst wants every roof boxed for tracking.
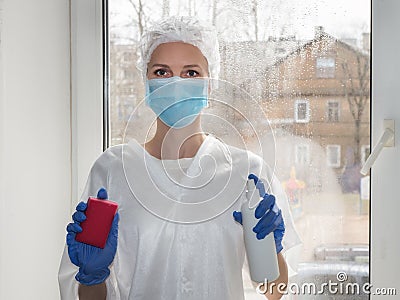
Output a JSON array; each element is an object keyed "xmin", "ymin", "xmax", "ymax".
[
  {"xmin": 218, "ymin": 31, "xmax": 369, "ymax": 86},
  {"xmin": 219, "ymin": 38, "xmax": 304, "ymax": 84},
  {"xmin": 270, "ymin": 32, "xmax": 370, "ymax": 68}
]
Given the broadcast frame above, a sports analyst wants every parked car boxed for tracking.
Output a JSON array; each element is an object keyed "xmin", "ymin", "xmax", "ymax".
[
  {"xmin": 287, "ymin": 244, "xmax": 369, "ymax": 299},
  {"xmin": 314, "ymin": 243, "xmax": 369, "ymax": 262}
]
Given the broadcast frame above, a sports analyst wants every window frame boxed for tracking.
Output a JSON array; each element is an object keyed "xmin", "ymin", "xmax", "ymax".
[
  {"xmin": 295, "ymin": 143, "xmax": 310, "ymax": 165},
  {"xmin": 294, "ymin": 99, "xmax": 310, "ymax": 123},
  {"xmin": 70, "ymin": 0, "xmax": 107, "ymax": 204},
  {"xmin": 73, "ymin": 0, "xmax": 400, "ymax": 294},
  {"xmin": 316, "ymin": 56, "xmax": 336, "ymax": 78},
  {"xmin": 326, "ymin": 100, "xmax": 340, "ymax": 122}
]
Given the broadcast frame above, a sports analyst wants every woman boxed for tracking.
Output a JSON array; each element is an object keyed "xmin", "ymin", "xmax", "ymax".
[{"xmin": 59, "ymin": 17, "xmax": 300, "ymax": 300}]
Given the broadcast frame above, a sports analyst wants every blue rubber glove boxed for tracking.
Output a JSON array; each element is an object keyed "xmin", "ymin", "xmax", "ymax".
[
  {"xmin": 66, "ymin": 188, "xmax": 119, "ymax": 286},
  {"xmin": 233, "ymin": 174, "xmax": 285, "ymax": 253}
]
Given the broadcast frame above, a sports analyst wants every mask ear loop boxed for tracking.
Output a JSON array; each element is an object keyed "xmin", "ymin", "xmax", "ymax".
[
  {"xmin": 205, "ymin": 78, "xmax": 211, "ymax": 108},
  {"xmin": 144, "ymin": 80, "xmax": 150, "ymax": 106}
]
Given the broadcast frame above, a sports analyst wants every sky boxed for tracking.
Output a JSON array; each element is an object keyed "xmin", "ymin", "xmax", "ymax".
[
  {"xmin": 109, "ymin": 0, "xmax": 370, "ymax": 44},
  {"xmin": 278, "ymin": 0, "xmax": 371, "ymax": 39}
]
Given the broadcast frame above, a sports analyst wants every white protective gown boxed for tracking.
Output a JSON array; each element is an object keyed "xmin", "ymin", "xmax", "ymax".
[{"xmin": 58, "ymin": 134, "xmax": 301, "ymax": 300}]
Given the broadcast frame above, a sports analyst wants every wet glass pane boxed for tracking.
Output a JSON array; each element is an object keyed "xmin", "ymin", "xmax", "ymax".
[{"xmin": 108, "ymin": 0, "xmax": 370, "ymax": 298}]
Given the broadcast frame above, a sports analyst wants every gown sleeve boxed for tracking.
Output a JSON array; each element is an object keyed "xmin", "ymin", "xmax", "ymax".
[{"xmin": 264, "ymin": 163, "xmax": 302, "ymax": 252}]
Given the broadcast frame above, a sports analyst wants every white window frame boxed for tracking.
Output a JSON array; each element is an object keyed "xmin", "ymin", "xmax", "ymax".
[
  {"xmin": 295, "ymin": 144, "xmax": 310, "ymax": 165},
  {"xmin": 294, "ymin": 99, "xmax": 310, "ymax": 123},
  {"xmin": 372, "ymin": 0, "xmax": 400, "ymax": 293},
  {"xmin": 71, "ymin": 0, "xmax": 105, "ymax": 206},
  {"xmin": 316, "ymin": 56, "xmax": 335, "ymax": 78},
  {"xmin": 326, "ymin": 144, "xmax": 341, "ymax": 168}
]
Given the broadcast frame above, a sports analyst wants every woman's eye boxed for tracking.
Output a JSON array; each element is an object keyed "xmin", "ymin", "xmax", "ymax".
[
  {"xmin": 154, "ymin": 69, "xmax": 168, "ymax": 77},
  {"xmin": 186, "ymin": 70, "xmax": 199, "ymax": 77}
]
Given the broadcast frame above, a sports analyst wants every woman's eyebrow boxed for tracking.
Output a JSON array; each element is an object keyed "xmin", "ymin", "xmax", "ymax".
[
  {"xmin": 183, "ymin": 64, "xmax": 202, "ymax": 68},
  {"xmin": 149, "ymin": 63, "xmax": 170, "ymax": 69},
  {"xmin": 149, "ymin": 63, "xmax": 203, "ymax": 69}
]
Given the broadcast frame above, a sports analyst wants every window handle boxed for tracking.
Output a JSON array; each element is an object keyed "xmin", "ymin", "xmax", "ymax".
[{"xmin": 360, "ymin": 120, "xmax": 395, "ymax": 175}]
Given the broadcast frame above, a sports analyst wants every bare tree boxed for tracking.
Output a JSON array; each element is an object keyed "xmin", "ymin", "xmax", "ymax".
[
  {"xmin": 252, "ymin": 0, "xmax": 258, "ymax": 41},
  {"xmin": 188, "ymin": 0, "xmax": 193, "ymax": 17},
  {"xmin": 127, "ymin": 0, "xmax": 147, "ymax": 37},
  {"xmin": 212, "ymin": 0, "xmax": 217, "ymax": 26},
  {"xmin": 109, "ymin": 0, "xmax": 152, "ymax": 144},
  {"xmin": 162, "ymin": 0, "xmax": 170, "ymax": 18},
  {"xmin": 341, "ymin": 53, "xmax": 370, "ymax": 164}
]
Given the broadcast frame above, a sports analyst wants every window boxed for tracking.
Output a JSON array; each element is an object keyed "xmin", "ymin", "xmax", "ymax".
[
  {"xmin": 316, "ymin": 57, "xmax": 335, "ymax": 78},
  {"xmin": 274, "ymin": 47, "xmax": 286, "ymax": 55},
  {"xmin": 294, "ymin": 99, "xmax": 310, "ymax": 123},
  {"xmin": 122, "ymin": 69, "xmax": 135, "ymax": 80},
  {"xmin": 326, "ymin": 145, "xmax": 341, "ymax": 167},
  {"xmin": 123, "ymin": 51, "xmax": 135, "ymax": 63},
  {"xmin": 327, "ymin": 100, "xmax": 339, "ymax": 122},
  {"xmin": 295, "ymin": 144, "xmax": 310, "ymax": 165},
  {"xmin": 361, "ymin": 144, "xmax": 370, "ymax": 165},
  {"xmin": 107, "ymin": 0, "xmax": 371, "ymax": 298}
]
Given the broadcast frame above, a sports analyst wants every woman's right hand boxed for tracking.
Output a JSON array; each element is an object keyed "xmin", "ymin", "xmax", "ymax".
[{"xmin": 66, "ymin": 188, "xmax": 119, "ymax": 286}]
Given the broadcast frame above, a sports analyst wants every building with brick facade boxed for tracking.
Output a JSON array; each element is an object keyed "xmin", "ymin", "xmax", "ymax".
[{"xmin": 263, "ymin": 29, "xmax": 370, "ymax": 190}]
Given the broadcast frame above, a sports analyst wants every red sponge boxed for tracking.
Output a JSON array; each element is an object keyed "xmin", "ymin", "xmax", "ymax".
[{"xmin": 75, "ymin": 197, "xmax": 118, "ymax": 248}]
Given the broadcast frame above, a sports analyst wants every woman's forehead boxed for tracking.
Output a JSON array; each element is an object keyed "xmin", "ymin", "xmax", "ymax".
[{"xmin": 149, "ymin": 42, "xmax": 208, "ymax": 67}]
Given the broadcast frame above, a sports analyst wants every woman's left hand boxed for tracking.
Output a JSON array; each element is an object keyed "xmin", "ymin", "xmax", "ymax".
[{"xmin": 233, "ymin": 174, "xmax": 285, "ymax": 253}]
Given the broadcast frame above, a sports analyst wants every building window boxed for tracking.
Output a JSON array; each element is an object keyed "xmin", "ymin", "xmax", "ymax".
[
  {"xmin": 295, "ymin": 144, "xmax": 310, "ymax": 165},
  {"xmin": 316, "ymin": 57, "xmax": 335, "ymax": 78},
  {"xmin": 123, "ymin": 69, "xmax": 135, "ymax": 80},
  {"xmin": 326, "ymin": 145, "xmax": 341, "ymax": 167},
  {"xmin": 274, "ymin": 47, "xmax": 286, "ymax": 55},
  {"xmin": 123, "ymin": 51, "xmax": 135, "ymax": 63},
  {"xmin": 295, "ymin": 99, "xmax": 310, "ymax": 123},
  {"xmin": 361, "ymin": 145, "xmax": 371, "ymax": 165},
  {"xmin": 327, "ymin": 100, "xmax": 340, "ymax": 122}
]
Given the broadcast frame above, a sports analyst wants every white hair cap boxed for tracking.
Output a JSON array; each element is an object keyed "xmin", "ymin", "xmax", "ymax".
[{"xmin": 138, "ymin": 16, "xmax": 220, "ymax": 82}]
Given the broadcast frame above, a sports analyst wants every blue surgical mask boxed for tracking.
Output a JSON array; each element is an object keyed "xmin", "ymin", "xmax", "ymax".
[{"xmin": 145, "ymin": 76, "xmax": 209, "ymax": 128}]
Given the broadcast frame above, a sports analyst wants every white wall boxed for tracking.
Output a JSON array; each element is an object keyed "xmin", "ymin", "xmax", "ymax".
[
  {"xmin": 0, "ymin": 0, "xmax": 71, "ymax": 299},
  {"xmin": 371, "ymin": 0, "xmax": 400, "ymax": 298}
]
